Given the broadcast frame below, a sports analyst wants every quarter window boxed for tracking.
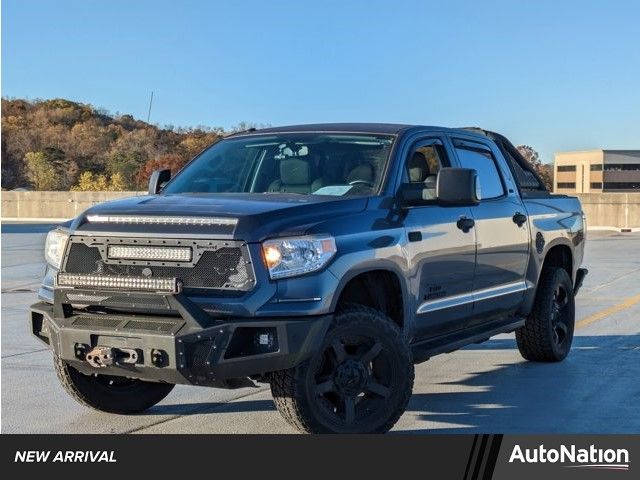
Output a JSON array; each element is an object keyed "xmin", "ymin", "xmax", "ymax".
[{"xmin": 454, "ymin": 146, "xmax": 505, "ymax": 200}]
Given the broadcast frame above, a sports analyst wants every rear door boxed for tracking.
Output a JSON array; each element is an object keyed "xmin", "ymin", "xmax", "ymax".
[
  {"xmin": 400, "ymin": 137, "xmax": 477, "ymax": 339},
  {"xmin": 450, "ymin": 137, "xmax": 530, "ymax": 323}
]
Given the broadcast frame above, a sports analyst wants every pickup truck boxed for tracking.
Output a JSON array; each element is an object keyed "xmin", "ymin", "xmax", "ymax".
[{"xmin": 30, "ymin": 123, "xmax": 587, "ymax": 434}]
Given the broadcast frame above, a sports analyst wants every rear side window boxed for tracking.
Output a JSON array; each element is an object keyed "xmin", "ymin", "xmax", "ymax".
[{"xmin": 453, "ymin": 146, "xmax": 505, "ymax": 200}]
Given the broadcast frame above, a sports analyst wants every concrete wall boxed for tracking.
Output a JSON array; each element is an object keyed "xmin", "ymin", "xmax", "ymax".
[
  {"xmin": 2, "ymin": 191, "xmax": 640, "ymax": 229},
  {"xmin": 1, "ymin": 191, "xmax": 142, "ymax": 220},
  {"xmin": 576, "ymin": 193, "xmax": 640, "ymax": 229}
]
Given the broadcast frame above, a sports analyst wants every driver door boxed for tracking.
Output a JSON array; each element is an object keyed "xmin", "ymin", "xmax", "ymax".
[{"xmin": 401, "ymin": 138, "xmax": 477, "ymax": 339}]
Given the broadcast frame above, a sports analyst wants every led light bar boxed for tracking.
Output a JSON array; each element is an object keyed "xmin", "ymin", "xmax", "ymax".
[
  {"xmin": 57, "ymin": 274, "xmax": 180, "ymax": 293},
  {"xmin": 108, "ymin": 245, "xmax": 192, "ymax": 262},
  {"xmin": 86, "ymin": 215, "xmax": 237, "ymax": 226}
]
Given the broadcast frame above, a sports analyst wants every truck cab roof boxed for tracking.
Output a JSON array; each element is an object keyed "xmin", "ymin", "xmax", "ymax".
[{"xmin": 228, "ymin": 122, "xmax": 489, "ymax": 139}]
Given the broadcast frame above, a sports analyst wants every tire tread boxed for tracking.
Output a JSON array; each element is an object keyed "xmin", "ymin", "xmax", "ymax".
[
  {"xmin": 516, "ymin": 267, "xmax": 574, "ymax": 362},
  {"xmin": 270, "ymin": 304, "xmax": 414, "ymax": 433}
]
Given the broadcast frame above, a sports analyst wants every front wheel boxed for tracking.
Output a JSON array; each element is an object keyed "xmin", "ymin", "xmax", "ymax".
[
  {"xmin": 270, "ymin": 305, "xmax": 414, "ymax": 433},
  {"xmin": 516, "ymin": 267, "xmax": 575, "ymax": 362},
  {"xmin": 53, "ymin": 355, "xmax": 175, "ymax": 414}
]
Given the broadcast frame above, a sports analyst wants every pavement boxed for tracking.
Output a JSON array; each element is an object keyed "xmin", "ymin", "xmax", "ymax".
[{"xmin": 1, "ymin": 224, "xmax": 639, "ymax": 433}]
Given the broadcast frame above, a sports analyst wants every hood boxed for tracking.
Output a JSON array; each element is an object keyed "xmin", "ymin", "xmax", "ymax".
[{"xmin": 73, "ymin": 193, "xmax": 368, "ymax": 241}]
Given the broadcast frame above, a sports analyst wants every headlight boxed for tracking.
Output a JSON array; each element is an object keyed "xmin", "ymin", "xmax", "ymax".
[
  {"xmin": 44, "ymin": 229, "xmax": 69, "ymax": 269},
  {"xmin": 262, "ymin": 235, "xmax": 337, "ymax": 279}
]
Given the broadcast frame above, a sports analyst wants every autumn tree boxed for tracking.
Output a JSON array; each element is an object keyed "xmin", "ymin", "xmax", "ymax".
[
  {"xmin": 72, "ymin": 171, "xmax": 128, "ymax": 191},
  {"xmin": 516, "ymin": 145, "xmax": 553, "ymax": 190},
  {"xmin": 1, "ymin": 97, "xmax": 225, "ymax": 190},
  {"xmin": 135, "ymin": 153, "xmax": 189, "ymax": 189},
  {"xmin": 24, "ymin": 151, "xmax": 64, "ymax": 190}
]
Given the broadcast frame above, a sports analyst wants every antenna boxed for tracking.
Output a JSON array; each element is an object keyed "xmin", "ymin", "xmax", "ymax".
[{"xmin": 146, "ymin": 91, "xmax": 154, "ymax": 123}]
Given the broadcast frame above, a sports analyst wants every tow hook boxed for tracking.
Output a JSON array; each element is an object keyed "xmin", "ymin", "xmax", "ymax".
[{"xmin": 85, "ymin": 346, "xmax": 139, "ymax": 368}]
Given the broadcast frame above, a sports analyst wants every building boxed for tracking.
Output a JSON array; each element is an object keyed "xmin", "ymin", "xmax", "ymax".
[{"xmin": 554, "ymin": 150, "xmax": 640, "ymax": 193}]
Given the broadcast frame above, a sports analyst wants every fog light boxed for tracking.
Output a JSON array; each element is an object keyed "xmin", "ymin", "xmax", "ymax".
[{"xmin": 224, "ymin": 327, "xmax": 279, "ymax": 359}]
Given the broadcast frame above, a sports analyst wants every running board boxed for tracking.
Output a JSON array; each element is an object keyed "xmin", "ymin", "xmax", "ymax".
[{"xmin": 410, "ymin": 317, "xmax": 526, "ymax": 364}]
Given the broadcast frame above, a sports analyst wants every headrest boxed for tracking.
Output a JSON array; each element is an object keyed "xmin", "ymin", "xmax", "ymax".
[
  {"xmin": 346, "ymin": 163, "xmax": 374, "ymax": 183},
  {"xmin": 280, "ymin": 158, "xmax": 312, "ymax": 185},
  {"xmin": 408, "ymin": 151, "xmax": 429, "ymax": 182}
]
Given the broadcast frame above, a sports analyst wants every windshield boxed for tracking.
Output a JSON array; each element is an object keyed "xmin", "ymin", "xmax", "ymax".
[{"xmin": 163, "ymin": 133, "xmax": 395, "ymax": 196}]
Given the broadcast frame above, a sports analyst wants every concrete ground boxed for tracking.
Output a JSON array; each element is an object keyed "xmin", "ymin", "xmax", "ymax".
[{"xmin": 2, "ymin": 224, "xmax": 639, "ymax": 433}]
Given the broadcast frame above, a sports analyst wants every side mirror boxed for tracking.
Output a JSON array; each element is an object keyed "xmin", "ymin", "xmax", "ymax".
[
  {"xmin": 436, "ymin": 168, "xmax": 480, "ymax": 206},
  {"xmin": 148, "ymin": 169, "xmax": 171, "ymax": 195},
  {"xmin": 398, "ymin": 182, "xmax": 437, "ymax": 207}
]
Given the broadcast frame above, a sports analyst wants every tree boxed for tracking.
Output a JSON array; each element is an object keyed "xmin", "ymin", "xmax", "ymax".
[
  {"xmin": 0, "ymin": 97, "xmax": 233, "ymax": 190},
  {"xmin": 134, "ymin": 154, "xmax": 189, "ymax": 189},
  {"xmin": 71, "ymin": 171, "xmax": 128, "ymax": 191},
  {"xmin": 24, "ymin": 151, "xmax": 64, "ymax": 190},
  {"xmin": 106, "ymin": 151, "xmax": 145, "ymax": 189},
  {"xmin": 516, "ymin": 145, "xmax": 553, "ymax": 190},
  {"xmin": 110, "ymin": 172, "xmax": 127, "ymax": 191}
]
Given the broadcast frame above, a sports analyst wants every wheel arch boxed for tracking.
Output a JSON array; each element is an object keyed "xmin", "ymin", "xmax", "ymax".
[
  {"xmin": 330, "ymin": 265, "xmax": 409, "ymax": 332},
  {"xmin": 519, "ymin": 237, "xmax": 575, "ymax": 317},
  {"xmin": 541, "ymin": 243, "xmax": 573, "ymax": 280}
]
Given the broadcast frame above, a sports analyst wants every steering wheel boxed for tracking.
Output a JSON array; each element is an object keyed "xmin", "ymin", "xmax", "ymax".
[{"xmin": 348, "ymin": 179, "xmax": 374, "ymax": 187}]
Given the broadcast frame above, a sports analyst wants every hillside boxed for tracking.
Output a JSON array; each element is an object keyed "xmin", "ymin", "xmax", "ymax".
[
  {"xmin": 1, "ymin": 97, "xmax": 552, "ymax": 191},
  {"xmin": 1, "ymin": 98, "xmax": 225, "ymax": 191}
]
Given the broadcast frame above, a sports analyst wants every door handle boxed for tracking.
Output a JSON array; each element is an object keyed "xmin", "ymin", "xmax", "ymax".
[
  {"xmin": 408, "ymin": 231, "xmax": 422, "ymax": 242},
  {"xmin": 512, "ymin": 212, "xmax": 527, "ymax": 227},
  {"xmin": 456, "ymin": 217, "xmax": 475, "ymax": 233}
]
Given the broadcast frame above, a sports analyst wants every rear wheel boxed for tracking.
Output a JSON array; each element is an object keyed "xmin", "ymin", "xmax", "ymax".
[
  {"xmin": 53, "ymin": 355, "xmax": 174, "ymax": 414},
  {"xmin": 516, "ymin": 267, "xmax": 575, "ymax": 362},
  {"xmin": 270, "ymin": 305, "xmax": 414, "ymax": 433}
]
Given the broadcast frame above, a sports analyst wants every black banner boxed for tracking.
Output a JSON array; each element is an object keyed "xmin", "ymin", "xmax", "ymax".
[{"xmin": 1, "ymin": 434, "xmax": 636, "ymax": 479}]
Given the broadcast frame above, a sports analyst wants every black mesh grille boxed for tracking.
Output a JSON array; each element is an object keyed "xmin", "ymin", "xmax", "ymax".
[
  {"xmin": 63, "ymin": 242, "xmax": 252, "ymax": 290},
  {"xmin": 103, "ymin": 294, "xmax": 168, "ymax": 308},
  {"xmin": 71, "ymin": 315, "xmax": 182, "ymax": 332},
  {"xmin": 65, "ymin": 243, "xmax": 102, "ymax": 273},
  {"xmin": 73, "ymin": 316, "xmax": 122, "ymax": 328},
  {"xmin": 123, "ymin": 320, "xmax": 176, "ymax": 332},
  {"xmin": 186, "ymin": 339, "xmax": 216, "ymax": 373},
  {"xmin": 65, "ymin": 292, "xmax": 169, "ymax": 309}
]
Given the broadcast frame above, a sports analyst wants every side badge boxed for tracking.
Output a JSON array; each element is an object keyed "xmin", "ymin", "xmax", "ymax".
[{"xmin": 535, "ymin": 232, "xmax": 545, "ymax": 254}]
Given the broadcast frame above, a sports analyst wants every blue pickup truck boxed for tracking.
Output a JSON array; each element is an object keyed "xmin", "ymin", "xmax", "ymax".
[{"xmin": 31, "ymin": 123, "xmax": 587, "ymax": 433}]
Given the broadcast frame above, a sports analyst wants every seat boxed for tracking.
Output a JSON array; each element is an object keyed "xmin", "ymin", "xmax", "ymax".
[
  {"xmin": 408, "ymin": 151, "xmax": 437, "ymax": 189},
  {"xmin": 268, "ymin": 157, "xmax": 324, "ymax": 193},
  {"xmin": 346, "ymin": 163, "xmax": 375, "ymax": 184}
]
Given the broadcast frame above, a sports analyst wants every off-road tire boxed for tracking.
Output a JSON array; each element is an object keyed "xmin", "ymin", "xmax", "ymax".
[
  {"xmin": 270, "ymin": 304, "xmax": 414, "ymax": 433},
  {"xmin": 54, "ymin": 355, "xmax": 175, "ymax": 414},
  {"xmin": 516, "ymin": 267, "xmax": 575, "ymax": 362}
]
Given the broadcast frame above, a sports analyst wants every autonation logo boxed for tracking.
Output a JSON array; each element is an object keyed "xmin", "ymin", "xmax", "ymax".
[{"xmin": 509, "ymin": 444, "xmax": 630, "ymax": 471}]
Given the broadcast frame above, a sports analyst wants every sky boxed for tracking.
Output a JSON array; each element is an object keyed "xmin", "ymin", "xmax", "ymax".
[{"xmin": 2, "ymin": 0, "xmax": 639, "ymax": 163}]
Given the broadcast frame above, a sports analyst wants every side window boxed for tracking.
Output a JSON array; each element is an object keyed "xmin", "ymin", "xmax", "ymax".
[
  {"xmin": 453, "ymin": 145, "xmax": 505, "ymax": 200},
  {"xmin": 403, "ymin": 142, "xmax": 447, "ymax": 199}
]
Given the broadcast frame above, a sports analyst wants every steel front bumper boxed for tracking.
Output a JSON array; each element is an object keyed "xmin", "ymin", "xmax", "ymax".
[{"xmin": 30, "ymin": 294, "xmax": 331, "ymax": 387}]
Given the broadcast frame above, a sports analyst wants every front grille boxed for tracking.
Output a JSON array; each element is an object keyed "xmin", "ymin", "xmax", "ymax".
[
  {"xmin": 64, "ymin": 292, "xmax": 170, "ymax": 310},
  {"xmin": 72, "ymin": 316, "xmax": 122, "ymax": 328},
  {"xmin": 71, "ymin": 315, "xmax": 184, "ymax": 333},
  {"xmin": 98, "ymin": 293, "xmax": 169, "ymax": 309},
  {"xmin": 123, "ymin": 319, "xmax": 176, "ymax": 333},
  {"xmin": 62, "ymin": 238, "xmax": 254, "ymax": 291},
  {"xmin": 185, "ymin": 339, "xmax": 216, "ymax": 376}
]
